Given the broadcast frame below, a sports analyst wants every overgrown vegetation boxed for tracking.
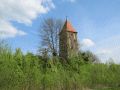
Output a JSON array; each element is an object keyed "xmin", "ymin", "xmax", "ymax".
[
  {"xmin": 0, "ymin": 42, "xmax": 120, "ymax": 90},
  {"xmin": 0, "ymin": 16, "xmax": 119, "ymax": 90}
]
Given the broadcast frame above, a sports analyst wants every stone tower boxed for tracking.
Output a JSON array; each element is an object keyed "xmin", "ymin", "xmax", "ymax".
[{"xmin": 59, "ymin": 19, "xmax": 78, "ymax": 60}]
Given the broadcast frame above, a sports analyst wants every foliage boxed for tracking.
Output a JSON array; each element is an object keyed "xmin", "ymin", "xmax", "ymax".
[
  {"xmin": 0, "ymin": 44, "xmax": 120, "ymax": 90},
  {"xmin": 79, "ymin": 51, "xmax": 100, "ymax": 63}
]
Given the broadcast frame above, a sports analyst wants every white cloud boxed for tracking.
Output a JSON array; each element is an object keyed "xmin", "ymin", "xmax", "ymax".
[
  {"xmin": 0, "ymin": 0, "xmax": 55, "ymax": 38},
  {"xmin": 78, "ymin": 17, "xmax": 120, "ymax": 63},
  {"xmin": 97, "ymin": 49, "xmax": 112, "ymax": 55},
  {"xmin": 0, "ymin": 21, "xmax": 27, "ymax": 38},
  {"xmin": 93, "ymin": 35, "xmax": 120, "ymax": 63},
  {"xmin": 81, "ymin": 38, "xmax": 95, "ymax": 47}
]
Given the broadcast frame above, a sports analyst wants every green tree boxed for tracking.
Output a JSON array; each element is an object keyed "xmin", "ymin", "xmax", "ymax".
[
  {"xmin": 80, "ymin": 51, "xmax": 100, "ymax": 63},
  {"xmin": 25, "ymin": 52, "xmax": 39, "ymax": 67},
  {"xmin": 14, "ymin": 48, "xmax": 23, "ymax": 68}
]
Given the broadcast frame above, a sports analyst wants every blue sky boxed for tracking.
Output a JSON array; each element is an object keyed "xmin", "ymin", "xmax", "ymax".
[{"xmin": 0, "ymin": 0, "xmax": 120, "ymax": 63}]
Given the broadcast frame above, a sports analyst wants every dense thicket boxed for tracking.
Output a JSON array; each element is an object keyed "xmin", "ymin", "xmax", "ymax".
[{"xmin": 0, "ymin": 44, "xmax": 120, "ymax": 90}]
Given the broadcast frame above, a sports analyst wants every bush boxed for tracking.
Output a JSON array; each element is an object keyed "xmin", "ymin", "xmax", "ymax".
[{"xmin": 0, "ymin": 44, "xmax": 120, "ymax": 90}]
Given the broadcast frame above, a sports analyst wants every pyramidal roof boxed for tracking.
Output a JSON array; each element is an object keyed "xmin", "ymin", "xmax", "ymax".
[{"xmin": 63, "ymin": 19, "xmax": 77, "ymax": 33}]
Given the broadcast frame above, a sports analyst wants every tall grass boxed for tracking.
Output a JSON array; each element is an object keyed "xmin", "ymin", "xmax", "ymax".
[{"xmin": 0, "ymin": 45, "xmax": 120, "ymax": 90}]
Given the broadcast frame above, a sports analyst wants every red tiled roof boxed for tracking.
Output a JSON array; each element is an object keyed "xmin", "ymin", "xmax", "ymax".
[{"xmin": 64, "ymin": 20, "xmax": 77, "ymax": 32}]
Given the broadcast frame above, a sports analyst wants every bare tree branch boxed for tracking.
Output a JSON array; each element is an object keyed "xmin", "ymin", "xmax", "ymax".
[{"xmin": 39, "ymin": 18, "xmax": 63, "ymax": 56}]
